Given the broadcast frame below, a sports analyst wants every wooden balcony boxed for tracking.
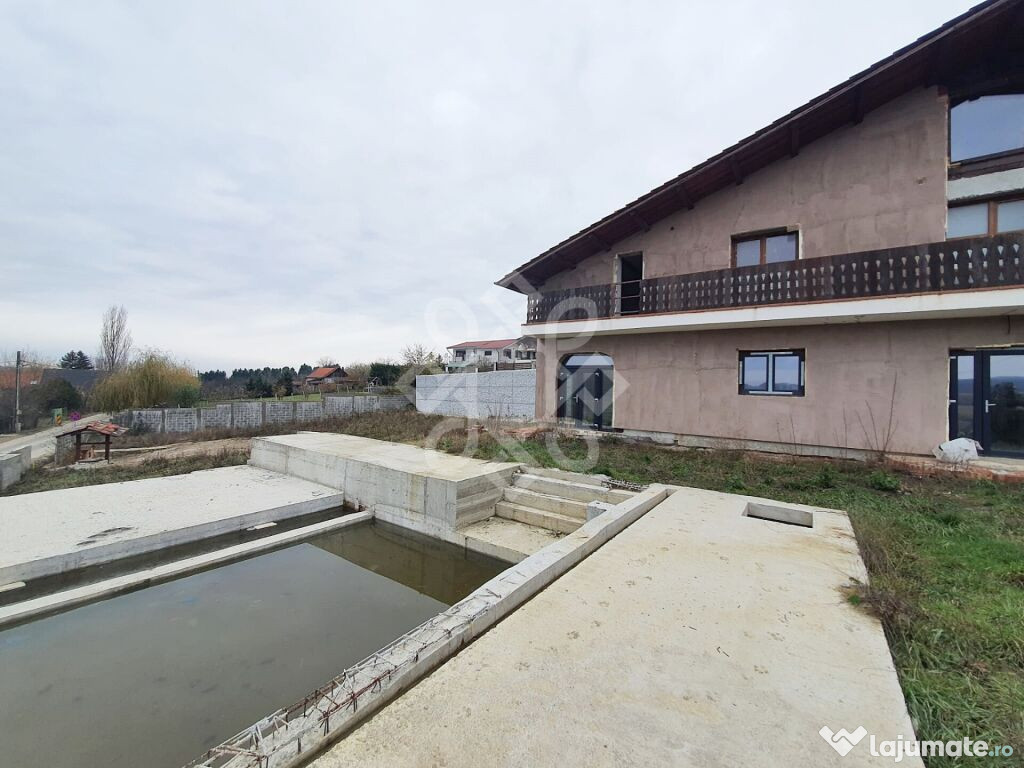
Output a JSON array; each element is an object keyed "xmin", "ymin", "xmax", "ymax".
[{"xmin": 525, "ymin": 233, "xmax": 1024, "ymax": 325}]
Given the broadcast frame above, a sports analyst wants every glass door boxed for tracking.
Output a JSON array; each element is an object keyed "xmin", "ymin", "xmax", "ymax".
[
  {"xmin": 985, "ymin": 351, "xmax": 1024, "ymax": 456},
  {"xmin": 950, "ymin": 350, "xmax": 1024, "ymax": 457}
]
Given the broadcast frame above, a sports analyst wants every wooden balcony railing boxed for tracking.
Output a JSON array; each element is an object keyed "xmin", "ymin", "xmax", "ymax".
[{"xmin": 525, "ymin": 233, "xmax": 1024, "ymax": 324}]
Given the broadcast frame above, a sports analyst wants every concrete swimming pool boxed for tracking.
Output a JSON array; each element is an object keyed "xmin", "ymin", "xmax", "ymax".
[
  {"xmin": 0, "ymin": 522, "xmax": 507, "ymax": 768},
  {"xmin": 0, "ymin": 433, "xmax": 914, "ymax": 768}
]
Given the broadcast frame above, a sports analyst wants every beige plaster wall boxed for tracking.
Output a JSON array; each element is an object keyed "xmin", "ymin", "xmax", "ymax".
[
  {"xmin": 540, "ymin": 87, "xmax": 949, "ymax": 292},
  {"xmin": 535, "ymin": 317, "xmax": 1024, "ymax": 455}
]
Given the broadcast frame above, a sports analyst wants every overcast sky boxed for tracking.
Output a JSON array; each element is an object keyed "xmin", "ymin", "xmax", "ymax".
[{"xmin": 1, "ymin": 0, "xmax": 973, "ymax": 370}]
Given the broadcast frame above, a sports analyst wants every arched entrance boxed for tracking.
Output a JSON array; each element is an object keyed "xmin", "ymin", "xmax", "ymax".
[{"xmin": 557, "ymin": 353, "xmax": 614, "ymax": 430}]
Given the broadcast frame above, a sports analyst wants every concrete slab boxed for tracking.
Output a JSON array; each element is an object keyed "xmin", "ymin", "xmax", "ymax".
[
  {"xmin": 255, "ymin": 432, "xmax": 519, "ymax": 482},
  {"xmin": 313, "ymin": 486, "xmax": 918, "ymax": 768},
  {"xmin": 460, "ymin": 516, "xmax": 564, "ymax": 560},
  {"xmin": 0, "ymin": 465, "xmax": 345, "ymax": 583}
]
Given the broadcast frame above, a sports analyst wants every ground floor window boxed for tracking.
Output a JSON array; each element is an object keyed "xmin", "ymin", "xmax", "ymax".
[{"xmin": 739, "ymin": 350, "xmax": 805, "ymax": 396}]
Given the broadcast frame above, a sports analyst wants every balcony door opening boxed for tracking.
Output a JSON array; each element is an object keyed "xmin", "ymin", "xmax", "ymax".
[
  {"xmin": 616, "ymin": 253, "xmax": 643, "ymax": 315},
  {"xmin": 556, "ymin": 353, "xmax": 614, "ymax": 430},
  {"xmin": 949, "ymin": 349, "xmax": 1024, "ymax": 457}
]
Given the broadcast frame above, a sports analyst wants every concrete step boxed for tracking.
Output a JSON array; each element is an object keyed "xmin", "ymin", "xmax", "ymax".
[
  {"xmin": 512, "ymin": 473, "xmax": 633, "ymax": 505},
  {"xmin": 526, "ymin": 466, "xmax": 608, "ymax": 487},
  {"xmin": 456, "ymin": 485, "xmax": 506, "ymax": 527},
  {"xmin": 494, "ymin": 501, "xmax": 582, "ymax": 535},
  {"xmin": 501, "ymin": 487, "xmax": 589, "ymax": 519}
]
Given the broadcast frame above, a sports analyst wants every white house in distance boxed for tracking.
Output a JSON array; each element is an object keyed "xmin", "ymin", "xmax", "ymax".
[{"xmin": 446, "ymin": 337, "xmax": 537, "ymax": 372}]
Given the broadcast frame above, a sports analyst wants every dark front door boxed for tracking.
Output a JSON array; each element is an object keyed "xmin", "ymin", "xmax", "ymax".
[
  {"xmin": 557, "ymin": 354, "xmax": 613, "ymax": 430},
  {"xmin": 950, "ymin": 350, "xmax": 1024, "ymax": 457}
]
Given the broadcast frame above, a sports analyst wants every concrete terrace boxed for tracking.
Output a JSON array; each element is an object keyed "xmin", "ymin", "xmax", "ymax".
[
  {"xmin": 0, "ymin": 465, "xmax": 344, "ymax": 584},
  {"xmin": 313, "ymin": 486, "xmax": 918, "ymax": 768},
  {"xmin": 254, "ymin": 432, "xmax": 520, "ymax": 482}
]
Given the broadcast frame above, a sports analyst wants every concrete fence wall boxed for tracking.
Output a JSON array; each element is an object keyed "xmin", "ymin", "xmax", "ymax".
[
  {"xmin": 112, "ymin": 395, "xmax": 410, "ymax": 434},
  {"xmin": 416, "ymin": 369, "xmax": 535, "ymax": 420}
]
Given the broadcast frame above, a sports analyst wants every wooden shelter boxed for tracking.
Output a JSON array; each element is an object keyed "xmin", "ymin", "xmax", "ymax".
[{"xmin": 59, "ymin": 421, "xmax": 128, "ymax": 463}]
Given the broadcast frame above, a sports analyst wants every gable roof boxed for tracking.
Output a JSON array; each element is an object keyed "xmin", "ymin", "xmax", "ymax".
[
  {"xmin": 496, "ymin": 0, "xmax": 1024, "ymax": 292},
  {"xmin": 59, "ymin": 421, "xmax": 128, "ymax": 438},
  {"xmin": 447, "ymin": 338, "xmax": 520, "ymax": 350},
  {"xmin": 0, "ymin": 366, "xmax": 45, "ymax": 389},
  {"xmin": 40, "ymin": 368, "xmax": 106, "ymax": 392},
  {"xmin": 307, "ymin": 366, "xmax": 346, "ymax": 380}
]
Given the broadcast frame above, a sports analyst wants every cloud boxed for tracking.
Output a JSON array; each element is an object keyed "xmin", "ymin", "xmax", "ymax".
[{"xmin": 0, "ymin": 0, "xmax": 974, "ymax": 369}]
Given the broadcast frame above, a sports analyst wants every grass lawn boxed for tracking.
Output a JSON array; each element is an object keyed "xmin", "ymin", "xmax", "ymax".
[
  {"xmin": 1, "ymin": 450, "xmax": 249, "ymax": 496},
  {"xmin": 3, "ymin": 410, "xmax": 1020, "ymax": 761}
]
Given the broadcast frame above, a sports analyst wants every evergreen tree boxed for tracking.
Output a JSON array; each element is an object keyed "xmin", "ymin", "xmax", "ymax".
[{"xmin": 59, "ymin": 350, "xmax": 94, "ymax": 369}]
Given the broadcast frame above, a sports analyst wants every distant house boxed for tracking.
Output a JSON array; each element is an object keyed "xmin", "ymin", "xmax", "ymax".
[
  {"xmin": 305, "ymin": 365, "xmax": 350, "ymax": 389},
  {"xmin": 0, "ymin": 366, "xmax": 44, "ymax": 390},
  {"xmin": 40, "ymin": 368, "xmax": 106, "ymax": 393},
  {"xmin": 446, "ymin": 338, "xmax": 537, "ymax": 372}
]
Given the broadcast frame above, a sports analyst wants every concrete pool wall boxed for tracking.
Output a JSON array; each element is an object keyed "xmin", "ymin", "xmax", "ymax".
[
  {"xmin": 249, "ymin": 433, "xmax": 521, "ymax": 534},
  {"xmin": 188, "ymin": 483, "xmax": 671, "ymax": 768}
]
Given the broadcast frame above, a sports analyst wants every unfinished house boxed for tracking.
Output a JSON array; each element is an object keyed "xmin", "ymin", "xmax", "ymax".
[{"xmin": 497, "ymin": 0, "xmax": 1024, "ymax": 459}]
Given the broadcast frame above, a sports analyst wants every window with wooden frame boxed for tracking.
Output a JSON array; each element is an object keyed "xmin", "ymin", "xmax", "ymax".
[
  {"xmin": 731, "ymin": 229, "xmax": 799, "ymax": 268},
  {"xmin": 738, "ymin": 350, "xmax": 805, "ymax": 396},
  {"xmin": 947, "ymin": 195, "xmax": 1024, "ymax": 239}
]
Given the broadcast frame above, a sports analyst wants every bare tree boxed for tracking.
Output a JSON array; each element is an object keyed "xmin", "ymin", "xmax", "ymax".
[
  {"xmin": 854, "ymin": 372, "xmax": 901, "ymax": 461},
  {"xmin": 345, "ymin": 362, "xmax": 370, "ymax": 386},
  {"xmin": 0, "ymin": 347, "xmax": 50, "ymax": 366},
  {"xmin": 98, "ymin": 305, "xmax": 133, "ymax": 371},
  {"xmin": 401, "ymin": 343, "xmax": 437, "ymax": 367},
  {"xmin": 316, "ymin": 356, "xmax": 337, "ymax": 367}
]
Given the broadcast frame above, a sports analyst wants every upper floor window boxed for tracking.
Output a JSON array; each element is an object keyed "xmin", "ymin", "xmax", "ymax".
[
  {"xmin": 950, "ymin": 94, "xmax": 1024, "ymax": 163},
  {"xmin": 948, "ymin": 196, "xmax": 1024, "ymax": 238},
  {"xmin": 732, "ymin": 230, "xmax": 799, "ymax": 268}
]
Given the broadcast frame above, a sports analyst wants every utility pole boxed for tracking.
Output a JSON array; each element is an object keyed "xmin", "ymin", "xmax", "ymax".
[{"xmin": 14, "ymin": 350, "xmax": 23, "ymax": 433}]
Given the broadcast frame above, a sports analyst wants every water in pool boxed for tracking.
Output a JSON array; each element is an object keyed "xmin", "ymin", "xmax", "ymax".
[{"xmin": 0, "ymin": 521, "xmax": 506, "ymax": 768}]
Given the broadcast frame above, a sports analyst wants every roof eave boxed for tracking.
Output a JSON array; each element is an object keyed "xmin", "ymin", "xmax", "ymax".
[{"xmin": 495, "ymin": 0, "xmax": 1018, "ymax": 292}]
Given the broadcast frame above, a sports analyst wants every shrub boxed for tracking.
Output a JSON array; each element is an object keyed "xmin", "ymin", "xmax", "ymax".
[
  {"xmin": 29, "ymin": 379, "xmax": 84, "ymax": 414},
  {"xmin": 90, "ymin": 351, "xmax": 200, "ymax": 411},
  {"xmin": 173, "ymin": 385, "xmax": 201, "ymax": 407},
  {"xmin": 867, "ymin": 470, "xmax": 901, "ymax": 493}
]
